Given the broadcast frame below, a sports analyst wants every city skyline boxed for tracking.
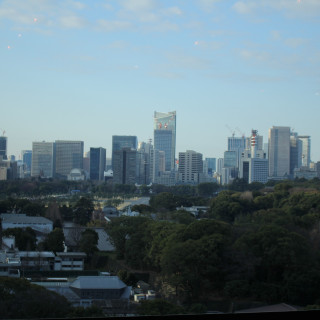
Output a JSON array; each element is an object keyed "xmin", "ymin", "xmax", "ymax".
[{"xmin": 1, "ymin": 1, "xmax": 320, "ymax": 160}]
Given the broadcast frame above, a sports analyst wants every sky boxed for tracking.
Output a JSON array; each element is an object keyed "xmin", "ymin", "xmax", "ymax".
[{"xmin": 1, "ymin": 0, "xmax": 320, "ymax": 161}]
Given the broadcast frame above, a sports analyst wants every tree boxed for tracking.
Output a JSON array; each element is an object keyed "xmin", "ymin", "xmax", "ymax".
[
  {"xmin": 149, "ymin": 192, "xmax": 178, "ymax": 211},
  {"xmin": 137, "ymin": 299, "xmax": 186, "ymax": 316},
  {"xmin": 73, "ymin": 197, "xmax": 94, "ymax": 225},
  {"xmin": 0, "ymin": 277, "xmax": 71, "ymax": 319},
  {"xmin": 105, "ymin": 216, "xmax": 150, "ymax": 260},
  {"xmin": 3, "ymin": 227, "xmax": 37, "ymax": 251},
  {"xmin": 42, "ymin": 228, "xmax": 65, "ymax": 253},
  {"xmin": 79, "ymin": 229, "xmax": 99, "ymax": 258},
  {"xmin": 160, "ymin": 235, "xmax": 227, "ymax": 299},
  {"xmin": 197, "ymin": 182, "xmax": 219, "ymax": 197},
  {"xmin": 209, "ymin": 191, "xmax": 247, "ymax": 223}
]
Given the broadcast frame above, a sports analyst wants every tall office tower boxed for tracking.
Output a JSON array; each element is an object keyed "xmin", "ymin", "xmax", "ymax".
[
  {"xmin": 268, "ymin": 126, "xmax": 291, "ymax": 178},
  {"xmin": 0, "ymin": 159, "xmax": 17, "ymax": 180},
  {"xmin": 112, "ymin": 136, "xmax": 138, "ymax": 170},
  {"xmin": 55, "ymin": 140, "xmax": 84, "ymax": 179},
  {"xmin": 0, "ymin": 136, "xmax": 8, "ymax": 160},
  {"xmin": 240, "ymin": 130, "xmax": 268, "ymax": 184},
  {"xmin": 31, "ymin": 142, "xmax": 56, "ymax": 178},
  {"xmin": 21, "ymin": 150, "xmax": 32, "ymax": 176},
  {"xmin": 216, "ymin": 158, "xmax": 224, "ymax": 175},
  {"xmin": 298, "ymin": 136, "xmax": 311, "ymax": 167},
  {"xmin": 227, "ymin": 135, "xmax": 246, "ymax": 169},
  {"xmin": 178, "ymin": 150, "xmax": 203, "ymax": 184},
  {"xmin": 112, "ymin": 148, "xmax": 138, "ymax": 185},
  {"xmin": 224, "ymin": 150, "xmax": 237, "ymax": 168},
  {"xmin": 149, "ymin": 148, "xmax": 165, "ymax": 183},
  {"xmin": 204, "ymin": 158, "xmax": 216, "ymax": 176},
  {"xmin": 90, "ymin": 147, "xmax": 106, "ymax": 181},
  {"xmin": 83, "ymin": 151, "xmax": 90, "ymax": 174},
  {"xmin": 290, "ymin": 132, "xmax": 301, "ymax": 175},
  {"xmin": 137, "ymin": 141, "xmax": 153, "ymax": 185},
  {"xmin": 153, "ymin": 111, "xmax": 176, "ymax": 171}
]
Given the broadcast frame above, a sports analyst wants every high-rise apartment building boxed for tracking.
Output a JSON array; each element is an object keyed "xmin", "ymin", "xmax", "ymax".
[
  {"xmin": 153, "ymin": 111, "xmax": 176, "ymax": 172},
  {"xmin": 112, "ymin": 136, "xmax": 138, "ymax": 170},
  {"xmin": 268, "ymin": 126, "xmax": 290, "ymax": 178},
  {"xmin": 0, "ymin": 136, "xmax": 8, "ymax": 160},
  {"xmin": 31, "ymin": 142, "xmax": 56, "ymax": 178},
  {"xmin": 178, "ymin": 150, "xmax": 203, "ymax": 184},
  {"xmin": 55, "ymin": 140, "xmax": 84, "ymax": 179},
  {"xmin": 90, "ymin": 147, "xmax": 106, "ymax": 181},
  {"xmin": 112, "ymin": 148, "xmax": 138, "ymax": 185}
]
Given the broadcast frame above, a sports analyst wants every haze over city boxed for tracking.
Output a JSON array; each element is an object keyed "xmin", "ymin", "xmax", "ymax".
[{"xmin": 1, "ymin": 0, "xmax": 320, "ymax": 160}]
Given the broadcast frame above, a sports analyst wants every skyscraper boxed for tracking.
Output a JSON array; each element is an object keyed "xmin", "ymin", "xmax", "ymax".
[
  {"xmin": 31, "ymin": 142, "xmax": 56, "ymax": 178},
  {"xmin": 298, "ymin": 135, "xmax": 311, "ymax": 167},
  {"xmin": 55, "ymin": 140, "xmax": 84, "ymax": 179},
  {"xmin": 112, "ymin": 136, "xmax": 138, "ymax": 170},
  {"xmin": 153, "ymin": 111, "xmax": 176, "ymax": 171},
  {"xmin": 112, "ymin": 148, "xmax": 138, "ymax": 185},
  {"xmin": 0, "ymin": 136, "xmax": 8, "ymax": 160},
  {"xmin": 268, "ymin": 126, "xmax": 290, "ymax": 178},
  {"xmin": 227, "ymin": 135, "xmax": 246, "ymax": 169},
  {"xmin": 90, "ymin": 147, "xmax": 106, "ymax": 181},
  {"xmin": 240, "ymin": 130, "xmax": 268, "ymax": 184},
  {"xmin": 178, "ymin": 150, "xmax": 203, "ymax": 184},
  {"xmin": 21, "ymin": 150, "xmax": 32, "ymax": 176}
]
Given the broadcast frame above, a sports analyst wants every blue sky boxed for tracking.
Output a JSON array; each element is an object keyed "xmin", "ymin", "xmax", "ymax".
[{"xmin": 1, "ymin": 0, "xmax": 320, "ymax": 161}]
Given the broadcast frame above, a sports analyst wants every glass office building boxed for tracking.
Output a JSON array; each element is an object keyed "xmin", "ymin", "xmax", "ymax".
[
  {"xmin": 31, "ymin": 142, "xmax": 56, "ymax": 178},
  {"xmin": 55, "ymin": 140, "xmax": 84, "ymax": 178},
  {"xmin": 153, "ymin": 111, "xmax": 176, "ymax": 172},
  {"xmin": 90, "ymin": 147, "xmax": 106, "ymax": 181},
  {"xmin": 0, "ymin": 136, "xmax": 8, "ymax": 160},
  {"xmin": 112, "ymin": 136, "xmax": 138, "ymax": 170}
]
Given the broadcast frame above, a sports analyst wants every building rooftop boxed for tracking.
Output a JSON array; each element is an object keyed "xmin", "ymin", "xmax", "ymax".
[
  {"xmin": 18, "ymin": 251, "xmax": 55, "ymax": 258},
  {"xmin": 70, "ymin": 276, "xmax": 127, "ymax": 290},
  {"xmin": 0, "ymin": 213, "xmax": 53, "ymax": 225},
  {"xmin": 56, "ymin": 252, "xmax": 86, "ymax": 258}
]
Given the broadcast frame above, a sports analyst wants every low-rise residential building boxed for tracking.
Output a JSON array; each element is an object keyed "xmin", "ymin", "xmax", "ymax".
[
  {"xmin": 55, "ymin": 252, "xmax": 86, "ymax": 271},
  {"xmin": 0, "ymin": 250, "xmax": 21, "ymax": 277}
]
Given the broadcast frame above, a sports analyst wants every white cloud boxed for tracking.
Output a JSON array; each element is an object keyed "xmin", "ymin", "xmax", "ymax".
[
  {"xmin": 232, "ymin": 0, "xmax": 320, "ymax": 18},
  {"xmin": 120, "ymin": 0, "xmax": 157, "ymax": 13},
  {"xmin": 96, "ymin": 19, "xmax": 133, "ymax": 32},
  {"xmin": 232, "ymin": 1, "xmax": 257, "ymax": 14},
  {"xmin": 59, "ymin": 15, "xmax": 87, "ymax": 29},
  {"xmin": 239, "ymin": 49, "xmax": 271, "ymax": 62},
  {"xmin": 284, "ymin": 37, "xmax": 308, "ymax": 48},
  {"xmin": 0, "ymin": 0, "xmax": 87, "ymax": 29},
  {"xmin": 198, "ymin": 0, "xmax": 222, "ymax": 12}
]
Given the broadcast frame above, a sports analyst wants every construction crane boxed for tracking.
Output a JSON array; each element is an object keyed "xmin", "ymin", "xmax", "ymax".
[
  {"xmin": 225, "ymin": 124, "xmax": 235, "ymax": 137},
  {"xmin": 235, "ymin": 127, "xmax": 245, "ymax": 138}
]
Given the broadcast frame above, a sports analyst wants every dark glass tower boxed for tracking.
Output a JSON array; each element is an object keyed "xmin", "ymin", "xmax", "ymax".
[
  {"xmin": 0, "ymin": 136, "xmax": 8, "ymax": 160},
  {"xmin": 90, "ymin": 147, "xmax": 106, "ymax": 181},
  {"xmin": 112, "ymin": 136, "xmax": 138, "ymax": 169}
]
